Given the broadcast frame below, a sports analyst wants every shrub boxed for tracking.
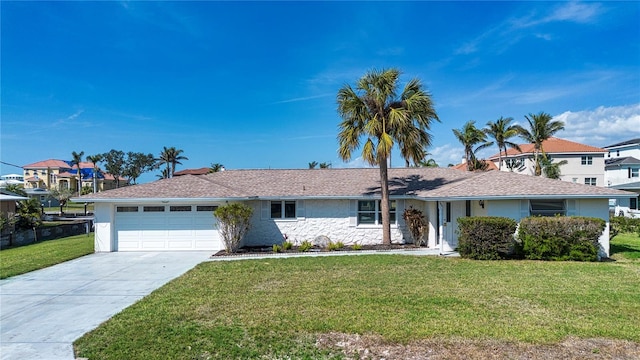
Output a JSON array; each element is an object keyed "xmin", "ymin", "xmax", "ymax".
[
  {"xmin": 457, "ymin": 217, "xmax": 518, "ymax": 260},
  {"xmin": 327, "ymin": 241, "xmax": 344, "ymax": 251},
  {"xmin": 213, "ymin": 203, "xmax": 253, "ymax": 253},
  {"xmin": 518, "ymin": 216, "xmax": 605, "ymax": 261},
  {"xmin": 402, "ymin": 206, "xmax": 427, "ymax": 246},
  {"xmin": 298, "ymin": 240, "xmax": 313, "ymax": 252},
  {"xmin": 351, "ymin": 243, "xmax": 363, "ymax": 251},
  {"xmin": 610, "ymin": 216, "xmax": 640, "ymax": 235},
  {"xmin": 272, "ymin": 244, "xmax": 282, "ymax": 253},
  {"xmin": 282, "ymin": 241, "xmax": 293, "ymax": 250}
]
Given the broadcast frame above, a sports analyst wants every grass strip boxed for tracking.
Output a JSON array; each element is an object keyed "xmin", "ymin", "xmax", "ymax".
[{"xmin": 0, "ymin": 233, "xmax": 94, "ymax": 279}]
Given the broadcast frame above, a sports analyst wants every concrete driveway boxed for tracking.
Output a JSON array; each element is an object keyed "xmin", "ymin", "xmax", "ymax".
[{"xmin": 0, "ymin": 251, "xmax": 211, "ymax": 360}]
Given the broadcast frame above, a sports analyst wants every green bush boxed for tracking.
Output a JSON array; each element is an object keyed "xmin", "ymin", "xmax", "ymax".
[
  {"xmin": 272, "ymin": 244, "xmax": 282, "ymax": 253},
  {"xmin": 518, "ymin": 216, "xmax": 605, "ymax": 261},
  {"xmin": 327, "ymin": 241, "xmax": 344, "ymax": 251},
  {"xmin": 298, "ymin": 240, "xmax": 313, "ymax": 252},
  {"xmin": 457, "ymin": 217, "xmax": 518, "ymax": 260},
  {"xmin": 213, "ymin": 203, "xmax": 253, "ymax": 253},
  {"xmin": 610, "ymin": 216, "xmax": 640, "ymax": 236},
  {"xmin": 351, "ymin": 243, "xmax": 363, "ymax": 251},
  {"xmin": 282, "ymin": 241, "xmax": 293, "ymax": 250}
]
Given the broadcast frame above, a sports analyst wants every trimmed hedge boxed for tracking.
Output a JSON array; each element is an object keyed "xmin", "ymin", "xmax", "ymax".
[
  {"xmin": 457, "ymin": 217, "xmax": 518, "ymax": 260},
  {"xmin": 610, "ymin": 216, "xmax": 640, "ymax": 237},
  {"xmin": 517, "ymin": 216, "xmax": 605, "ymax": 261}
]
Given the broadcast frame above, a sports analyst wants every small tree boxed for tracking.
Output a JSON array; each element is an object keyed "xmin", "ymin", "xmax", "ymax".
[
  {"xmin": 402, "ymin": 206, "xmax": 427, "ymax": 246},
  {"xmin": 213, "ymin": 203, "xmax": 253, "ymax": 253},
  {"xmin": 48, "ymin": 186, "xmax": 74, "ymax": 215}
]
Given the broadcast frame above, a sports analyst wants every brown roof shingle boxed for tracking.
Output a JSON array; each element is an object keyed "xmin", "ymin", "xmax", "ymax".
[{"xmin": 78, "ymin": 167, "xmax": 633, "ymax": 202}]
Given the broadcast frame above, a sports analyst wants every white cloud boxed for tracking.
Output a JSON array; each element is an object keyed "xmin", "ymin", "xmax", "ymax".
[
  {"xmin": 544, "ymin": 1, "xmax": 602, "ymax": 24},
  {"xmin": 271, "ymin": 93, "xmax": 333, "ymax": 105},
  {"xmin": 553, "ymin": 103, "xmax": 640, "ymax": 147},
  {"xmin": 429, "ymin": 143, "xmax": 465, "ymax": 167}
]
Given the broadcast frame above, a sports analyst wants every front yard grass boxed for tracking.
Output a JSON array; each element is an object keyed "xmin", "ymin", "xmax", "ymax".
[
  {"xmin": 0, "ymin": 233, "xmax": 94, "ymax": 279},
  {"xmin": 610, "ymin": 231, "xmax": 640, "ymax": 260},
  {"xmin": 74, "ymin": 254, "xmax": 640, "ymax": 359}
]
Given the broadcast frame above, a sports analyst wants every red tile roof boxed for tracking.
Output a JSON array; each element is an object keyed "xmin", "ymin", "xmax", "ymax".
[
  {"xmin": 23, "ymin": 159, "xmax": 71, "ymax": 169},
  {"xmin": 78, "ymin": 167, "xmax": 632, "ymax": 201},
  {"xmin": 451, "ymin": 160, "xmax": 498, "ymax": 171},
  {"xmin": 488, "ymin": 137, "xmax": 606, "ymax": 160},
  {"xmin": 174, "ymin": 167, "xmax": 211, "ymax": 176}
]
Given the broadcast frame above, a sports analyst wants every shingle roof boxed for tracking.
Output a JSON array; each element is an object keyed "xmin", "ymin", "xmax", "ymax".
[
  {"xmin": 488, "ymin": 137, "xmax": 606, "ymax": 159},
  {"xmin": 604, "ymin": 138, "xmax": 640, "ymax": 149},
  {"xmin": 78, "ymin": 167, "xmax": 633, "ymax": 202},
  {"xmin": 23, "ymin": 159, "xmax": 71, "ymax": 169},
  {"xmin": 605, "ymin": 156, "xmax": 640, "ymax": 168}
]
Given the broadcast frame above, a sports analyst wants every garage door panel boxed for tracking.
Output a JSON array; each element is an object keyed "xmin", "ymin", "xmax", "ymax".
[{"xmin": 115, "ymin": 206, "xmax": 222, "ymax": 251}]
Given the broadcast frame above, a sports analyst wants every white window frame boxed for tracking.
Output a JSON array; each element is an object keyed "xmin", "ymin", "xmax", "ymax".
[
  {"xmin": 584, "ymin": 177, "xmax": 597, "ymax": 186},
  {"xmin": 270, "ymin": 200, "xmax": 296, "ymax": 219},
  {"xmin": 630, "ymin": 168, "xmax": 639, "ymax": 178},
  {"xmin": 357, "ymin": 200, "xmax": 396, "ymax": 226},
  {"xmin": 581, "ymin": 156, "xmax": 593, "ymax": 165}
]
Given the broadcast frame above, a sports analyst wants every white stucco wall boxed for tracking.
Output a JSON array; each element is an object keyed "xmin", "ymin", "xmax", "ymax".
[
  {"xmin": 244, "ymin": 199, "xmax": 410, "ymax": 247},
  {"xmin": 93, "ymin": 202, "xmax": 114, "ymax": 252}
]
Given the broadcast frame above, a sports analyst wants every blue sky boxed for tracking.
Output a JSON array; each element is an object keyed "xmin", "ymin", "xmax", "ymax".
[{"xmin": 2, "ymin": 1, "xmax": 639, "ymax": 183}]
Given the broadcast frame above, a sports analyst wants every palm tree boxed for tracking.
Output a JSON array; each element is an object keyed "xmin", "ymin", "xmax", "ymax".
[
  {"xmin": 71, "ymin": 151, "xmax": 85, "ymax": 197},
  {"xmin": 308, "ymin": 161, "xmax": 318, "ymax": 169},
  {"xmin": 319, "ymin": 162, "xmax": 331, "ymax": 169},
  {"xmin": 452, "ymin": 121, "xmax": 493, "ymax": 171},
  {"xmin": 86, "ymin": 154, "xmax": 103, "ymax": 193},
  {"xmin": 158, "ymin": 146, "xmax": 188, "ymax": 178},
  {"xmin": 484, "ymin": 117, "xmax": 522, "ymax": 170},
  {"xmin": 417, "ymin": 158, "xmax": 438, "ymax": 167},
  {"xmin": 541, "ymin": 158, "xmax": 568, "ymax": 179},
  {"xmin": 337, "ymin": 68, "xmax": 439, "ymax": 245},
  {"xmin": 517, "ymin": 112, "xmax": 565, "ymax": 176},
  {"xmin": 209, "ymin": 163, "xmax": 224, "ymax": 173}
]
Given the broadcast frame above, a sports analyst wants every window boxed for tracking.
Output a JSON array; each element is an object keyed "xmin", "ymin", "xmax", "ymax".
[
  {"xmin": 530, "ymin": 200, "xmax": 566, "ymax": 217},
  {"xmin": 116, "ymin": 206, "xmax": 138, "ymax": 212},
  {"xmin": 584, "ymin": 178, "xmax": 597, "ymax": 186},
  {"xmin": 170, "ymin": 205, "xmax": 191, "ymax": 212},
  {"xmin": 197, "ymin": 205, "xmax": 218, "ymax": 212},
  {"xmin": 143, "ymin": 206, "xmax": 165, "ymax": 212},
  {"xmin": 581, "ymin": 156, "xmax": 593, "ymax": 165},
  {"xmin": 631, "ymin": 198, "xmax": 638, "ymax": 210},
  {"xmin": 357, "ymin": 200, "xmax": 396, "ymax": 225},
  {"xmin": 630, "ymin": 168, "xmax": 639, "ymax": 178},
  {"xmin": 271, "ymin": 201, "xmax": 296, "ymax": 219}
]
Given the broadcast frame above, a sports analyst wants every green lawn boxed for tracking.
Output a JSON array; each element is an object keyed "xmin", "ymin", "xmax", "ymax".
[
  {"xmin": 74, "ymin": 254, "xmax": 640, "ymax": 359},
  {"xmin": 0, "ymin": 233, "xmax": 94, "ymax": 279},
  {"xmin": 610, "ymin": 231, "xmax": 640, "ymax": 260}
]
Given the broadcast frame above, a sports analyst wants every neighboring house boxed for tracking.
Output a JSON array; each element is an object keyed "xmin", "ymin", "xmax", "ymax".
[
  {"xmin": 450, "ymin": 159, "xmax": 499, "ymax": 171},
  {"xmin": 603, "ymin": 138, "xmax": 640, "ymax": 217},
  {"xmin": 174, "ymin": 167, "xmax": 212, "ymax": 176},
  {"xmin": 487, "ymin": 137, "xmax": 606, "ymax": 186},
  {"xmin": 0, "ymin": 193, "xmax": 28, "ymax": 216},
  {"xmin": 76, "ymin": 168, "xmax": 634, "ymax": 257},
  {"xmin": 0, "ymin": 174, "xmax": 25, "ymax": 188},
  {"xmin": 22, "ymin": 159, "xmax": 126, "ymax": 193}
]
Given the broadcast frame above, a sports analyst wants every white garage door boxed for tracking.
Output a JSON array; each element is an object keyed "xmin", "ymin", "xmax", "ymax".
[{"xmin": 115, "ymin": 205, "xmax": 222, "ymax": 251}]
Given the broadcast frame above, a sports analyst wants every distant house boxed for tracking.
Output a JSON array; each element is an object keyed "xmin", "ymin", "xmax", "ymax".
[
  {"xmin": 0, "ymin": 174, "xmax": 25, "ymax": 188},
  {"xmin": 22, "ymin": 159, "xmax": 126, "ymax": 194},
  {"xmin": 76, "ymin": 168, "xmax": 634, "ymax": 257},
  {"xmin": 604, "ymin": 138, "xmax": 640, "ymax": 217},
  {"xmin": 0, "ymin": 193, "xmax": 28, "ymax": 216},
  {"xmin": 487, "ymin": 137, "xmax": 606, "ymax": 186},
  {"xmin": 173, "ymin": 168, "xmax": 211, "ymax": 176}
]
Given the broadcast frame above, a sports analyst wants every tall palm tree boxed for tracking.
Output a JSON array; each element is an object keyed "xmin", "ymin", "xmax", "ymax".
[
  {"xmin": 452, "ymin": 121, "xmax": 493, "ymax": 171},
  {"xmin": 86, "ymin": 154, "xmax": 103, "ymax": 193},
  {"xmin": 71, "ymin": 151, "xmax": 85, "ymax": 197},
  {"xmin": 337, "ymin": 68, "xmax": 439, "ymax": 245},
  {"xmin": 517, "ymin": 112, "xmax": 565, "ymax": 176},
  {"xmin": 484, "ymin": 116, "xmax": 522, "ymax": 170},
  {"xmin": 158, "ymin": 146, "xmax": 188, "ymax": 178}
]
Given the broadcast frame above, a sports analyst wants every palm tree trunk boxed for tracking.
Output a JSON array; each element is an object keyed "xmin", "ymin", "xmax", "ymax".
[{"xmin": 379, "ymin": 156, "xmax": 391, "ymax": 245}]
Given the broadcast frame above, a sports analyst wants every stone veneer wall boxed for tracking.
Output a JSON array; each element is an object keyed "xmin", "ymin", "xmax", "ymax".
[{"xmin": 243, "ymin": 199, "xmax": 412, "ymax": 247}]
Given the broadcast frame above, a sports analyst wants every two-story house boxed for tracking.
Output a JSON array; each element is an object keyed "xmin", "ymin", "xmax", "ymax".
[
  {"xmin": 22, "ymin": 159, "xmax": 125, "ymax": 199},
  {"xmin": 603, "ymin": 138, "xmax": 640, "ymax": 217},
  {"xmin": 487, "ymin": 137, "xmax": 606, "ymax": 186}
]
